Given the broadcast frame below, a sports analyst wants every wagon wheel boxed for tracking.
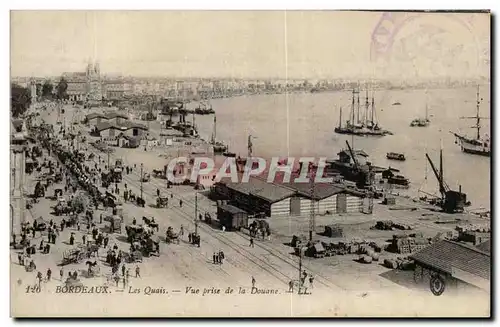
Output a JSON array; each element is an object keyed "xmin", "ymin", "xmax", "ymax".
[
  {"xmin": 413, "ymin": 265, "xmax": 424, "ymax": 283},
  {"xmin": 430, "ymin": 275, "xmax": 446, "ymax": 296}
]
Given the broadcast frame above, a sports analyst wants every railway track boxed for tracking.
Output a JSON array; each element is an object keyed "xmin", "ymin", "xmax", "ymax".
[
  {"xmin": 76, "ymin": 145, "xmax": 297, "ymax": 288},
  {"xmin": 82, "ymin": 147, "xmax": 345, "ymax": 290}
]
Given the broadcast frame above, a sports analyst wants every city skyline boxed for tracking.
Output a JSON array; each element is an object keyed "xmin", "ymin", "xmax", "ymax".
[{"xmin": 11, "ymin": 11, "xmax": 490, "ymax": 80}]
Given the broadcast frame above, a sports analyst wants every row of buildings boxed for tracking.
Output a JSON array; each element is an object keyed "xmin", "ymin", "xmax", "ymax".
[{"xmin": 13, "ymin": 64, "xmax": 490, "ymax": 103}]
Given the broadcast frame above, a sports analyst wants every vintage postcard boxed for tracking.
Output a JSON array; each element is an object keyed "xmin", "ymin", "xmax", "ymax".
[{"xmin": 10, "ymin": 10, "xmax": 491, "ymax": 317}]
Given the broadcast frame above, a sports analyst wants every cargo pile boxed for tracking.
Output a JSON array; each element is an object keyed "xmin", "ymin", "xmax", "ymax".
[
  {"xmin": 390, "ymin": 234, "xmax": 429, "ymax": 254},
  {"xmin": 322, "ymin": 224, "xmax": 344, "ymax": 238},
  {"xmin": 371, "ymin": 220, "xmax": 413, "ymax": 231},
  {"xmin": 383, "ymin": 257, "xmax": 414, "ymax": 270},
  {"xmin": 290, "ymin": 235, "xmax": 385, "ymax": 259}
]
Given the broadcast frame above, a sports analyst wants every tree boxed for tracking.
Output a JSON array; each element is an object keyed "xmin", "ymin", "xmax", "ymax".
[
  {"xmin": 11, "ymin": 83, "xmax": 31, "ymax": 118},
  {"xmin": 36, "ymin": 83, "xmax": 43, "ymax": 97},
  {"xmin": 42, "ymin": 80, "xmax": 53, "ymax": 96},
  {"xmin": 56, "ymin": 77, "xmax": 68, "ymax": 99}
]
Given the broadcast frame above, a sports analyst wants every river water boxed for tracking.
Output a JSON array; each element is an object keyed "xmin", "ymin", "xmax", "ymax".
[{"xmin": 190, "ymin": 86, "xmax": 491, "ymax": 210}]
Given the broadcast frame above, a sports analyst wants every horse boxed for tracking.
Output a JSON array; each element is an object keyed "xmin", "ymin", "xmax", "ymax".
[{"xmin": 142, "ymin": 217, "xmax": 159, "ymax": 232}]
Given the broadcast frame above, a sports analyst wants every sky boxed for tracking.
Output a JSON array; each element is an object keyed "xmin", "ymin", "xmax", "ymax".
[{"xmin": 10, "ymin": 11, "xmax": 490, "ymax": 79}]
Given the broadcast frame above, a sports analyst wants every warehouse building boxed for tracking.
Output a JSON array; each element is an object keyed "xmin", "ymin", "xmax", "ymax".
[
  {"xmin": 215, "ymin": 176, "xmax": 295, "ymax": 217},
  {"xmin": 213, "ymin": 175, "xmax": 367, "ymax": 217}
]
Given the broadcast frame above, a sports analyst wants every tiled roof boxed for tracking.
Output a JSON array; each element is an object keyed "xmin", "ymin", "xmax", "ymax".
[
  {"xmin": 86, "ymin": 112, "xmax": 129, "ymax": 121},
  {"xmin": 11, "ymin": 119, "xmax": 24, "ymax": 132},
  {"xmin": 95, "ymin": 120, "xmax": 148, "ymax": 132},
  {"xmin": 86, "ymin": 113, "xmax": 107, "ymax": 120},
  {"xmin": 410, "ymin": 240, "xmax": 490, "ymax": 281},
  {"xmin": 476, "ymin": 240, "xmax": 491, "ymax": 254},
  {"xmin": 95, "ymin": 121, "xmax": 115, "ymax": 132},
  {"xmin": 218, "ymin": 204, "xmax": 247, "ymax": 215},
  {"xmin": 105, "ymin": 112, "xmax": 129, "ymax": 120},
  {"xmin": 281, "ymin": 181, "xmax": 346, "ymax": 200},
  {"xmin": 221, "ymin": 176, "xmax": 295, "ymax": 204}
]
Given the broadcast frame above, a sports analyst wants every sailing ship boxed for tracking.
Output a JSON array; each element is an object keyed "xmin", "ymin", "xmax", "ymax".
[
  {"xmin": 410, "ymin": 102, "xmax": 430, "ymax": 127},
  {"xmin": 334, "ymin": 88, "xmax": 393, "ymax": 136},
  {"xmin": 450, "ymin": 85, "xmax": 490, "ymax": 157},
  {"xmin": 195, "ymin": 100, "xmax": 215, "ymax": 115},
  {"xmin": 210, "ymin": 116, "xmax": 228, "ymax": 154}
]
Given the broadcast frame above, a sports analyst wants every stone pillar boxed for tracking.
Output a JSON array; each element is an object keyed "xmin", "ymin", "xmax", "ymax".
[{"xmin": 10, "ymin": 146, "xmax": 26, "ymax": 236}]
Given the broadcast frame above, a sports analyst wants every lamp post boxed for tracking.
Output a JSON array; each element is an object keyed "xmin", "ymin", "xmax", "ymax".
[
  {"xmin": 194, "ymin": 192, "xmax": 198, "ymax": 234},
  {"xmin": 140, "ymin": 163, "xmax": 144, "ymax": 199},
  {"xmin": 297, "ymin": 245, "xmax": 306, "ymax": 294}
]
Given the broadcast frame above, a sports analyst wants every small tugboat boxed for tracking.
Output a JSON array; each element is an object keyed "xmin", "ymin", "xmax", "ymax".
[
  {"xmin": 386, "ymin": 152, "xmax": 406, "ymax": 161},
  {"xmin": 392, "ymin": 102, "xmax": 401, "ymax": 106},
  {"xmin": 382, "ymin": 168, "xmax": 410, "ymax": 188},
  {"xmin": 335, "ymin": 88, "xmax": 393, "ymax": 136}
]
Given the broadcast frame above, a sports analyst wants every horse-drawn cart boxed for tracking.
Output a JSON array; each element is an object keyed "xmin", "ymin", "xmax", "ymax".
[
  {"xmin": 156, "ymin": 196, "xmax": 168, "ymax": 208},
  {"xmin": 62, "ymin": 248, "xmax": 85, "ymax": 265},
  {"xmin": 124, "ymin": 250, "xmax": 143, "ymax": 263},
  {"xmin": 166, "ymin": 227, "xmax": 179, "ymax": 244},
  {"xmin": 105, "ymin": 215, "xmax": 123, "ymax": 233}
]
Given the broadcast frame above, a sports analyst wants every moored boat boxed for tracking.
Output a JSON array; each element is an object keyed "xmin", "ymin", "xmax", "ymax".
[
  {"xmin": 335, "ymin": 88, "xmax": 393, "ymax": 136},
  {"xmin": 450, "ymin": 85, "xmax": 490, "ymax": 157},
  {"xmin": 386, "ymin": 152, "xmax": 406, "ymax": 161}
]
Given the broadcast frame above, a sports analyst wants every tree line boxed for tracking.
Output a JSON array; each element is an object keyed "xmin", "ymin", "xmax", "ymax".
[{"xmin": 11, "ymin": 78, "xmax": 69, "ymax": 118}]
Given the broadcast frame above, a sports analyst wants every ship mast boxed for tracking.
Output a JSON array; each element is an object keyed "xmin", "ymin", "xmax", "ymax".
[
  {"xmin": 364, "ymin": 89, "xmax": 369, "ymax": 126},
  {"xmin": 248, "ymin": 134, "xmax": 254, "ymax": 157},
  {"xmin": 371, "ymin": 92, "xmax": 375, "ymax": 124},
  {"xmin": 475, "ymin": 85, "xmax": 481, "ymax": 140},
  {"xmin": 338, "ymin": 106, "xmax": 342, "ymax": 129},
  {"xmin": 356, "ymin": 87, "xmax": 360, "ymax": 124},
  {"xmin": 211, "ymin": 115, "xmax": 216, "ymax": 144},
  {"xmin": 351, "ymin": 89, "xmax": 356, "ymax": 124},
  {"xmin": 460, "ymin": 85, "xmax": 488, "ymax": 140}
]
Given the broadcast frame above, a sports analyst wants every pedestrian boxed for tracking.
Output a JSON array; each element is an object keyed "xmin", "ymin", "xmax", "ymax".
[
  {"xmin": 100, "ymin": 214, "xmax": 103, "ymax": 224},
  {"xmin": 249, "ymin": 238, "xmax": 254, "ymax": 248},
  {"xmin": 135, "ymin": 265, "xmax": 140, "ymax": 278},
  {"xmin": 170, "ymin": 194, "xmax": 173, "ymax": 199},
  {"xmin": 82, "ymin": 234, "xmax": 86, "ymax": 245},
  {"xmin": 288, "ymin": 280, "xmax": 294, "ymax": 293},
  {"xmin": 122, "ymin": 276, "xmax": 126, "ymax": 288},
  {"xmin": 222, "ymin": 225, "xmax": 226, "ymax": 232},
  {"xmin": 126, "ymin": 269, "xmax": 130, "ymax": 282},
  {"xmin": 219, "ymin": 250, "xmax": 224, "ymax": 265},
  {"xmin": 188, "ymin": 233, "xmax": 192, "ymax": 243},
  {"xmin": 60, "ymin": 268, "xmax": 64, "ymax": 281},
  {"xmin": 69, "ymin": 233, "xmax": 75, "ymax": 246},
  {"xmin": 77, "ymin": 222, "xmax": 80, "ymax": 231},
  {"xmin": 309, "ymin": 275, "xmax": 314, "ymax": 289},
  {"xmin": 46, "ymin": 268, "xmax": 52, "ymax": 281},
  {"xmin": 37, "ymin": 271, "xmax": 43, "ymax": 288},
  {"xmin": 215, "ymin": 253, "xmax": 219, "ymax": 264},
  {"xmin": 251, "ymin": 276, "xmax": 256, "ymax": 289},
  {"xmin": 122, "ymin": 264, "xmax": 126, "ymax": 276},
  {"xmin": 157, "ymin": 188, "xmax": 160, "ymax": 197},
  {"xmin": 179, "ymin": 199, "xmax": 183, "ymax": 208},
  {"xmin": 212, "ymin": 253, "xmax": 216, "ymax": 264},
  {"xmin": 180, "ymin": 225, "xmax": 184, "ymax": 237}
]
